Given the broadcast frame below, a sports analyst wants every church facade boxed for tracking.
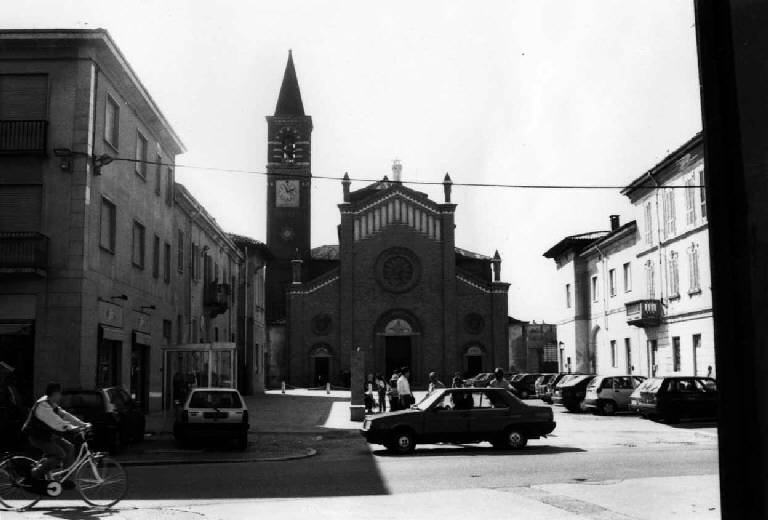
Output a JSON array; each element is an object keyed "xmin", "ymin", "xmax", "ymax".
[{"xmin": 264, "ymin": 53, "xmax": 510, "ymax": 388}]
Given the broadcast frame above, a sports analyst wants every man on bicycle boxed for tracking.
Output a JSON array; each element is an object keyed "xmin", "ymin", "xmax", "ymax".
[{"xmin": 22, "ymin": 382, "xmax": 90, "ymax": 480}]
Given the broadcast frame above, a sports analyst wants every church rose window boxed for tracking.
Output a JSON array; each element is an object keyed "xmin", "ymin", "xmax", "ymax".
[
  {"xmin": 375, "ymin": 247, "xmax": 421, "ymax": 293},
  {"xmin": 464, "ymin": 313, "xmax": 485, "ymax": 334},
  {"xmin": 312, "ymin": 313, "xmax": 332, "ymax": 335}
]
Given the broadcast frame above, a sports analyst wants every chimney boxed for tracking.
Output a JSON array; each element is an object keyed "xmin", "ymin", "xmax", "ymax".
[
  {"xmin": 610, "ymin": 215, "xmax": 620, "ymax": 231},
  {"xmin": 443, "ymin": 173, "xmax": 453, "ymax": 203},
  {"xmin": 492, "ymin": 250, "xmax": 502, "ymax": 282},
  {"xmin": 342, "ymin": 172, "xmax": 351, "ymax": 202}
]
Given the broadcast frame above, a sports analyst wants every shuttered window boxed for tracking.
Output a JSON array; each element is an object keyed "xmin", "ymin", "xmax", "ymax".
[
  {"xmin": 0, "ymin": 185, "xmax": 42, "ymax": 231},
  {"xmin": 0, "ymin": 75, "xmax": 48, "ymax": 119}
]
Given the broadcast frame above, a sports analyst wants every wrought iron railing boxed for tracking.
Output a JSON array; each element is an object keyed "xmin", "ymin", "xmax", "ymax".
[{"xmin": 0, "ymin": 232, "xmax": 48, "ymax": 272}]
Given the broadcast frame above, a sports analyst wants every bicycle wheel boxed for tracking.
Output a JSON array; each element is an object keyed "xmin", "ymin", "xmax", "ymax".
[
  {"xmin": 0, "ymin": 456, "xmax": 41, "ymax": 511},
  {"xmin": 75, "ymin": 455, "xmax": 127, "ymax": 508}
]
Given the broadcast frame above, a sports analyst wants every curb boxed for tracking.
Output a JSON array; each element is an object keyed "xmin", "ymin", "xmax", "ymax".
[{"xmin": 118, "ymin": 447, "xmax": 317, "ymax": 467}]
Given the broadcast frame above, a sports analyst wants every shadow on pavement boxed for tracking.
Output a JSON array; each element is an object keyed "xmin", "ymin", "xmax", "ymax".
[
  {"xmin": 248, "ymin": 393, "xmax": 351, "ymax": 432},
  {"xmin": 39, "ymin": 506, "xmax": 119, "ymax": 519},
  {"xmin": 371, "ymin": 444, "xmax": 586, "ymax": 457},
  {"xmin": 667, "ymin": 419, "xmax": 718, "ymax": 429}
]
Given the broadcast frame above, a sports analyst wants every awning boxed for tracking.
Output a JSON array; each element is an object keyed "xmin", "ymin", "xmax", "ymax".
[
  {"xmin": 0, "ymin": 323, "xmax": 33, "ymax": 336},
  {"xmin": 133, "ymin": 331, "xmax": 152, "ymax": 346},
  {"xmin": 100, "ymin": 325, "xmax": 125, "ymax": 342}
]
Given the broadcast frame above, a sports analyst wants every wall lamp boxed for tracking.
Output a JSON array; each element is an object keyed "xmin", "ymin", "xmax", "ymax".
[
  {"xmin": 53, "ymin": 148, "xmax": 114, "ymax": 175},
  {"xmin": 110, "ymin": 294, "xmax": 128, "ymax": 301}
]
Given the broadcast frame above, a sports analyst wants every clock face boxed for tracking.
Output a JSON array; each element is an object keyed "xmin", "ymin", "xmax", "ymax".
[
  {"xmin": 280, "ymin": 225, "xmax": 295, "ymax": 241},
  {"xmin": 275, "ymin": 179, "xmax": 300, "ymax": 207}
]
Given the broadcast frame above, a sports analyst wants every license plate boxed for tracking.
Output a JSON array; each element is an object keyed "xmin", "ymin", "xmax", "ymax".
[{"xmin": 203, "ymin": 411, "xmax": 228, "ymax": 419}]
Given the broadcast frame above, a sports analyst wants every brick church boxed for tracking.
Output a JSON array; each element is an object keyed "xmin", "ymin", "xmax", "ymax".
[{"xmin": 264, "ymin": 52, "xmax": 510, "ymax": 388}]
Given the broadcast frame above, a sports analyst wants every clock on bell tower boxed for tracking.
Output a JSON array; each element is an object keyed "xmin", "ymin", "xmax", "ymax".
[{"xmin": 265, "ymin": 50, "xmax": 313, "ymax": 322}]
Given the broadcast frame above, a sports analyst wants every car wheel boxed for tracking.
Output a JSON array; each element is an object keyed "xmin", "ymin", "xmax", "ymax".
[
  {"xmin": 600, "ymin": 401, "xmax": 617, "ymax": 416},
  {"xmin": 388, "ymin": 429, "xmax": 416, "ymax": 455},
  {"xmin": 565, "ymin": 404, "xmax": 581, "ymax": 413},
  {"xmin": 663, "ymin": 410, "xmax": 680, "ymax": 424},
  {"xmin": 502, "ymin": 428, "xmax": 528, "ymax": 449}
]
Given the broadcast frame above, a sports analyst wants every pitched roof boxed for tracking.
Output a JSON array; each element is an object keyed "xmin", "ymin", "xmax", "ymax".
[
  {"xmin": 274, "ymin": 50, "xmax": 305, "ymax": 116},
  {"xmin": 227, "ymin": 233, "xmax": 273, "ymax": 259},
  {"xmin": 542, "ymin": 231, "xmax": 609, "ymax": 259},
  {"xmin": 310, "ymin": 244, "xmax": 492, "ymax": 262}
]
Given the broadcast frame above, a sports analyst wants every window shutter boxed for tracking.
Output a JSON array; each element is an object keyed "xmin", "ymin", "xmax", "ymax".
[
  {"xmin": 0, "ymin": 185, "xmax": 41, "ymax": 231},
  {"xmin": 0, "ymin": 75, "xmax": 48, "ymax": 119}
]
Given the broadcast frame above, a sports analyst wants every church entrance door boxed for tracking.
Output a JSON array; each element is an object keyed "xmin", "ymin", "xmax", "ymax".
[
  {"xmin": 314, "ymin": 357, "xmax": 329, "ymax": 386},
  {"xmin": 466, "ymin": 355, "xmax": 482, "ymax": 378},
  {"xmin": 385, "ymin": 336, "xmax": 412, "ymax": 378}
]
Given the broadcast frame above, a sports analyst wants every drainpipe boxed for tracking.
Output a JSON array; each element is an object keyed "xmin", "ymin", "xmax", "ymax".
[
  {"xmin": 594, "ymin": 243, "xmax": 609, "ymax": 374},
  {"xmin": 647, "ymin": 171, "xmax": 664, "ymax": 377}
]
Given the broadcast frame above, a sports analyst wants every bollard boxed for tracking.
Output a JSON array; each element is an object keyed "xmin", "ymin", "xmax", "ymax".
[
  {"xmin": 281, "ymin": 381, "xmax": 286, "ymax": 394},
  {"xmin": 326, "ymin": 382, "xmax": 331, "ymax": 394}
]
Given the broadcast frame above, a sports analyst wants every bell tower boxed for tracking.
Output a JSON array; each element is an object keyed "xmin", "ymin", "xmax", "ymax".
[{"xmin": 265, "ymin": 50, "xmax": 312, "ymax": 322}]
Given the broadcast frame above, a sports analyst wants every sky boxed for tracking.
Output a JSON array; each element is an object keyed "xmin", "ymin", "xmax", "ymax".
[{"xmin": 1, "ymin": 0, "xmax": 702, "ymax": 322}]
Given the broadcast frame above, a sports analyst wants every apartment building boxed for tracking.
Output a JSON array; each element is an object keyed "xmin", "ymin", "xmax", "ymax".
[
  {"xmin": 0, "ymin": 29, "xmax": 264, "ymax": 412},
  {"xmin": 544, "ymin": 133, "xmax": 714, "ymax": 378}
]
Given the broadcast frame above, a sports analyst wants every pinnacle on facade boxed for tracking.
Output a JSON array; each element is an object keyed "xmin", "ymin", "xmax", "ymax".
[{"xmin": 274, "ymin": 50, "xmax": 305, "ymax": 116}]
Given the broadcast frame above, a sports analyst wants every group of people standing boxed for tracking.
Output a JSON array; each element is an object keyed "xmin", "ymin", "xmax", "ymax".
[{"xmin": 363, "ymin": 367, "xmax": 513, "ymax": 414}]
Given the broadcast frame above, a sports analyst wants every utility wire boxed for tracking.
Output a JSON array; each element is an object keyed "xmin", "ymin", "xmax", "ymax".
[{"xmin": 107, "ymin": 156, "xmax": 704, "ymax": 190}]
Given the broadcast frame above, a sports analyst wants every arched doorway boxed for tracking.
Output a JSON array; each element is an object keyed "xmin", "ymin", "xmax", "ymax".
[
  {"xmin": 374, "ymin": 310, "xmax": 421, "ymax": 382},
  {"xmin": 309, "ymin": 343, "xmax": 332, "ymax": 387},
  {"xmin": 463, "ymin": 343, "xmax": 487, "ymax": 378}
]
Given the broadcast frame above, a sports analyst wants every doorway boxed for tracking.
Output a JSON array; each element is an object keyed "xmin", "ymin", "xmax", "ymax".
[
  {"xmin": 385, "ymin": 336, "xmax": 411, "ymax": 378},
  {"xmin": 314, "ymin": 357, "xmax": 330, "ymax": 386},
  {"xmin": 130, "ymin": 345, "xmax": 149, "ymax": 413},
  {"xmin": 466, "ymin": 355, "xmax": 482, "ymax": 378}
]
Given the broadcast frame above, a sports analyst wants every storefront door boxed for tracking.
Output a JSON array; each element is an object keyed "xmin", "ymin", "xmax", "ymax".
[{"xmin": 130, "ymin": 345, "xmax": 149, "ymax": 413}]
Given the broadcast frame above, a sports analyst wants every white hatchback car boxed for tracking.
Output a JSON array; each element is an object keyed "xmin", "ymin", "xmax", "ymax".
[{"xmin": 174, "ymin": 388, "xmax": 249, "ymax": 450}]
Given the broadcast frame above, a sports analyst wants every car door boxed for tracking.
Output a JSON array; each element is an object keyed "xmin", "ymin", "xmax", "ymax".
[
  {"xmin": 468, "ymin": 390, "xmax": 514, "ymax": 441},
  {"xmin": 695, "ymin": 378, "xmax": 718, "ymax": 418},
  {"xmin": 422, "ymin": 390, "xmax": 471, "ymax": 443},
  {"xmin": 612, "ymin": 377, "xmax": 633, "ymax": 409}
]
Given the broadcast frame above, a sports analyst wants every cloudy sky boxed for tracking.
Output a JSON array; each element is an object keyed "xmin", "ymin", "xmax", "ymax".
[{"xmin": 2, "ymin": 0, "xmax": 702, "ymax": 321}]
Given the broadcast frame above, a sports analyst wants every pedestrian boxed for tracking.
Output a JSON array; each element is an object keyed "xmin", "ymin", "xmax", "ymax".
[
  {"xmin": 427, "ymin": 372, "xmax": 445, "ymax": 394},
  {"xmin": 452, "ymin": 371, "xmax": 465, "ymax": 388},
  {"xmin": 707, "ymin": 366, "xmax": 713, "ymax": 378},
  {"xmin": 487, "ymin": 367, "xmax": 512, "ymax": 391},
  {"xmin": 21, "ymin": 382, "xmax": 91, "ymax": 481},
  {"xmin": 375, "ymin": 374, "xmax": 387, "ymax": 413},
  {"xmin": 388, "ymin": 370, "xmax": 400, "ymax": 411},
  {"xmin": 397, "ymin": 367, "xmax": 413, "ymax": 409},
  {"xmin": 364, "ymin": 373, "xmax": 375, "ymax": 414}
]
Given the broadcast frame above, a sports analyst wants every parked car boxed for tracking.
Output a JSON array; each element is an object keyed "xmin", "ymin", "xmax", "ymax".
[
  {"xmin": 174, "ymin": 387, "xmax": 249, "ymax": 450},
  {"xmin": 534, "ymin": 374, "xmax": 556, "ymax": 400},
  {"xmin": 464, "ymin": 372, "xmax": 495, "ymax": 387},
  {"xmin": 583, "ymin": 375, "xmax": 647, "ymax": 415},
  {"xmin": 630, "ymin": 376, "xmax": 717, "ymax": 423},
  {"xmin": 540, "ymin": 373, "xmax": 573, "ymax": 403},
  {"xmin": 552, "ymin": 374, "xmax": 596, "ymax": 412},
  {"xmin": 61, "ymin": 387, "xmax": 145, "ymax": 453},
  {"xmin": 510, "ymin": 373, "xmax": 548, "ymax": 399},
  {"xmin": 361, "ymin": 387, "xmax": 556, "ymax": 454}
]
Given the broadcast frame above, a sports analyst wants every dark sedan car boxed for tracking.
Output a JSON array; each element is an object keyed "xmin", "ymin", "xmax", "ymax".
[
  {"xmin": 540, "ymin": 373, "xmax": 575, "ymax": 403},
  {"xmin": 464, "ymin": 373, "xmax": 495, "ymax": 387},
  {"xmin": 361, "ymin": 387, "xmax": 556, "ymax": 454},
  {"xmin": 630, "ymin": 376, "xmax": 717, "ymax": 423},
  {"xmin": 62, "ymin": 387, "xmax": 145, "ymax": 452},
  {"xmin": 511, "ymin": 373, "xmax": 548, "ymax": 399},
  {"xmin": 552, "ymin": 374, "xmax": 596, "ymax": 412}
]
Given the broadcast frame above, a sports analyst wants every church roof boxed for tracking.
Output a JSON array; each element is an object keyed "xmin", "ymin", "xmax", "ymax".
[
  {"xmin": 274, "ymin": 50, "xmax": 305, "ymax": 116},
  {"xmin": 348, "ymin": 178, "xmax": 429, "ymax": 204},
  {"xmin": 310, "ymin": 244, "xmax": 492, "ymax": 262}
]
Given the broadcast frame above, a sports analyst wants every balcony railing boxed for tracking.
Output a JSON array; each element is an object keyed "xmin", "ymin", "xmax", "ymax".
[
  {"xmin": 0, "ymin": 120, "xmax": 48, "ymax": 154},
  {"xmin": 625, "ymin": 299, "xmax": 662, "ymax": 327},
  {"xmin": 0, "ymin": 232, "xmax": 49, "ymax": 275},
  {"xmin": 204, "ymin": 282, "xmax": 230, "ymax": 316}
]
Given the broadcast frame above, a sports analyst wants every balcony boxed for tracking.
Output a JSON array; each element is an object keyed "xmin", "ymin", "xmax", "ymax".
[
  {"xmin": 0, "ymin": 232, "xmax": 49, "ymax": 276},
  {"xmin": 204, "ymin": 282, "xmax": 230, "ymax": 316},
  {"xmin": 625, "ymin": 299, "xmax": 662, "ymax": 327},
  {"xmin": 0, "ymin": 120, "xmax": 48, "ymax": 154}
]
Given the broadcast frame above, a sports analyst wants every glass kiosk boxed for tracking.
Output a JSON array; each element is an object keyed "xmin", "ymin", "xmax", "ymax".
[{"xmin": 164, "ymin": 343, "xmax": 236, "ymax": 408}]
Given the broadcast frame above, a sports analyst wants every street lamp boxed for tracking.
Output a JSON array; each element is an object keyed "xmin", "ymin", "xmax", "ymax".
[{"xmin": 53, "ymin": 148, "xmax": 114, "ymax": 175}]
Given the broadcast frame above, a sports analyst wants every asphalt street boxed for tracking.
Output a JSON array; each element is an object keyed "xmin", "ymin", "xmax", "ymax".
[{"xmin": 3, "ymin": 398, "xmax": 719, "ymax": 517}]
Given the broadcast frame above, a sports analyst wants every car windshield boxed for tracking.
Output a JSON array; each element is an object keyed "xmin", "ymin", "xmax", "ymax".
[
  {"xmin": 563, "ymin": 375, "xmax": 591, "ymax": 387},
  {"xmin": 416, "ymin": 389, "xmax": 447, "ymax": 410},
  {"xmin": 643, "ymin": 378, "xmax": 664, "ymax": 393},
  {"xmin": 62, "ymin": 392, "xmax": 103, "ymax": 409},
  {"xmin": 189, "ymin": 391, "xmax": 242, "ymax": 409}
]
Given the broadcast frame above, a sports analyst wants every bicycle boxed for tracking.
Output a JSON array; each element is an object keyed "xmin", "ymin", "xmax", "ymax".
[{"xmin": 0, "ymin": 426, "xmax": 127, "ymax": 511}]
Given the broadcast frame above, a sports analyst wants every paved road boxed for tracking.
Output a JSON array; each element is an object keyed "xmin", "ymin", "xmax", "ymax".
[{"xmin": 3, "ymin": 399, "xmax": 719, "ymax": 517}]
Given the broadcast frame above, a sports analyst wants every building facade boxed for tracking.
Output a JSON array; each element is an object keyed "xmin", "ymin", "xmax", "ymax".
[
  {"xmin": 264, "ymin": 54, "xmax": 511, "ymax": 388},
  {"xmin": 508, "ymin": 318, "xmax": 558, "ymax": 373},
  {"xmin": 544, "ymin": 134, "xmax": 714, "ymax": 379},
  {"xmin": 0, "ymin": 29, "xmax": 265, "ymax": 413}
]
